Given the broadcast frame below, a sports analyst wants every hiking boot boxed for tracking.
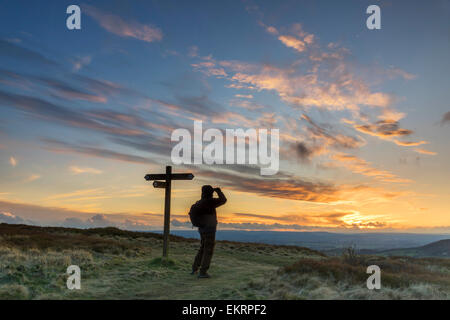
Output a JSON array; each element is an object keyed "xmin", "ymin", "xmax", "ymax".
[
  {"xmin": 190, "ymin": 270, "xmax": 198, "ymax": 275},
  {"xmin": 198, "ymin": 272, "xmax": 211, "ymax": 279}
]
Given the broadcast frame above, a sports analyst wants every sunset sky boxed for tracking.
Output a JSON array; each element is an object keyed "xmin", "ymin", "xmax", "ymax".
[{"xmin": 0, "ymin": 0, "xmax": 449, "ymax": 233}]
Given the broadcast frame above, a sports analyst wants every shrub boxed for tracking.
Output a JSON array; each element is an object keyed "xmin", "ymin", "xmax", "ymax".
[{"xmin": 0, "ymin": 284, "xmax": 30, "ymax": 300}]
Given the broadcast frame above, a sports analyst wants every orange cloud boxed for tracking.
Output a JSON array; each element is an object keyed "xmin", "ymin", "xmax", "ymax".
[
  {"xmin": 228, "ymin": 62, "xmax": 393, "ymax": 111},
  {"xmin": 234, "ymin": 94, "xmax": 253, "ymax": 99},
  {"xmin": 278, "ymin": 35, "xmax": 307, "ymax": 53},
  {"xmin": 9, "ymin": 156, "xmax": 17, "ymax": 167},
  {"xmin": 182, "ymin": 209, "xmax": 394, "ymax": 231},
  {"xmin": 329, "ymin": 153, "xmax": 411, "ymax": 183},
  {"xmin": 351, "ymin": 119, "xmax": 431, "ymax": 152},
  {"xmin": 414, "ymin": 148, "xmax": 437, "ymax": 155},
  {"xmin": 394, "ymin": 140, "xmax": 428, "ymax": 147},
  {"xmin": 69, "ymin": 166, "xmax": 103, "ymax": 175},
  {"xmin": 265, "ymin": 26, "xmax": 278, "ymax": 35},
  {"xmin": 355, "ymin": 120, "xmax": 413, "ymax": 138},
  {"xmin": 275, "ymin": 23, "xmax": 315, "ymax": 53},
  {"xmin": 191, "ymin": 56, "xmax": 227, "ymax": 77},
  {"xmin": 84, "ymin": 5, "xmax": 162, "ymax": 43},
  {"xmin": 26, "ymin": 174, "xmax": 41, "ymax": 182}
]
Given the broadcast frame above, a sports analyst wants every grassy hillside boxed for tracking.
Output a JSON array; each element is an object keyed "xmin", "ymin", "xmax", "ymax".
[
  {"xmin": 0, "ymin": 223, "xmax": 449, "ymax": 300},
  {"xmin": 379, "ymin": 239, "xmax": 450, "ymax": 258}
]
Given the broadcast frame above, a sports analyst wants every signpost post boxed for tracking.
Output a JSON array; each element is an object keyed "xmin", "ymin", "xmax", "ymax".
[{"xmin": 145, "ymin": 166, "xmax": 194, "ymax": 257}]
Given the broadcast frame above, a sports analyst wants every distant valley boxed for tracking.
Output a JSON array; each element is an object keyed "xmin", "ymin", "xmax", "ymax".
[{"xmin": 165, "ymin": 230, "xmax": 450, "ymax": 254}]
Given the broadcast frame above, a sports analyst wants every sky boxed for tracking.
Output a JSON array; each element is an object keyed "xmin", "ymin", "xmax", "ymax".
[{"xmin": 0, "ymin": 0, "xmax": 449, "ymax": 233}]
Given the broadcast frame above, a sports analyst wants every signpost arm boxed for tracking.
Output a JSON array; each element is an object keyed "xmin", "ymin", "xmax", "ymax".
[{"xmin": 162, "ymin": 165, "xmax": 172, "ymax": 257}]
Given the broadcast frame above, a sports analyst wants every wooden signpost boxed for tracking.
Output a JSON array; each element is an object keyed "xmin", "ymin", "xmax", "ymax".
[{"xmin": 144, "ymin": 166, "xmax": 194, "ymax": 257}]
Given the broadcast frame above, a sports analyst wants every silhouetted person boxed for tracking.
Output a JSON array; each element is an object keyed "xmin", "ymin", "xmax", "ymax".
[{"xmin": 191, "ymin": 185, "xmax": 227, "ymax": 278}]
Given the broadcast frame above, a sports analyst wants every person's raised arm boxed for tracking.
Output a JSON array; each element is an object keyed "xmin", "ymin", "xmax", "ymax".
[{"xmin": 213, "ymin": 187, "xmax": 227, "ymax": 207}]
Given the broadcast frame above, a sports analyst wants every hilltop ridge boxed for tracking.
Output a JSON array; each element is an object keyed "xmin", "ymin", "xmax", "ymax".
[{"xmin": 379, "ymin": 239, "xmax": 450, "ymax": 258}]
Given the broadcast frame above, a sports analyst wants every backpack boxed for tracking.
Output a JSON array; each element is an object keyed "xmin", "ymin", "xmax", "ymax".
[{"xmin": 189, "ymin": 201, "xmax": 206, "ymax": 227}]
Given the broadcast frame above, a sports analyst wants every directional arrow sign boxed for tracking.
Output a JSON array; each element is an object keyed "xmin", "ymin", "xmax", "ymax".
[
  {"xmin": 153, "ymin": 181, "xmax": 167, "ymax": 188},
  {"xmin": 170, "ymin": 173, "xmax": 194, "ymax": 180},
  {"xmin": 144, "ymin": 173, "xmax": 194, "ymax": 181},
  {"xmin": 145, "ymin": 174, "xmax": 167, "ymax": 181}
]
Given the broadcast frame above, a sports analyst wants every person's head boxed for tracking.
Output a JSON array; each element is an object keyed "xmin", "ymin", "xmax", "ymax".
[{"xmin": 201, "ymin": 185, "xmax": 214, "ymax": 199}]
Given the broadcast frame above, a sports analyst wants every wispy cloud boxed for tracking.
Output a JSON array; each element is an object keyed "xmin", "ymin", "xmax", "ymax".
[
  {"xmin": 327, "ymin": 153, "xmax": 411, "ymax": 183},
  {"xmin": 70, "ymin": 55, "xmax": 92, "ymax": 72},
  {"xmin": 174, "ymin": 94, "xmax": 223, "ymax": 116},
  {"xmin": 172, "ymin": 215, "xmax": 390, "ymax": 231},
  {"xmin": 414, "ymin": 148, "xmax": 437, "ymax": 156},
  {"xmin": 26, "ymin": 174, "xmax": 41, "ymax": 182},
  {"xmin": 0, "ymin": 69, "xmax": 109, "ymax": 103},
  {"xmin": 0, "ymin": 89, "xmax": 152, "ymax": 136},
  {"xmin": 0, "ymin": 211, "xmax": 34, "ymax": 225},
  {"xmin": 228, "ymin": 211, "xmax": 391, "ymax": 230},
  {"xmin": 84, "ymin": 4, "xmax": 163, "ymax": 43},
  {"xmin": 441, "ymin": 111, "xmax": 450, "ymax": 125},
  {"xmin": 39, "ymin": 77, "xmax": 107, "ymax": 103},
  {"xmin": 195, "ymin": 52, "xmax": 394, "ymax": 113},
  {"xmin": 234, "ymin": 94, "xmax": 253, "ymax": 99},
  {"xmin": 9, "ymin": 156, "xmax": 17, "ymax": 167},
  {"xmin": 230, "ymin": 211, "xmax": 349, "ymax": 226},
  {"xmin": 191, "ymin": 55, "xmax": 227, "ymax": 77},
  {"xmin": 187, "ymin": 45, "xmax": 199, "ymax": 57},
  {"xmin": 354, "ymin": 120, "xmax": 413, "ymax": 138},
  {"xmin": 229, "ymin": 98, "xmax": 265, "ymax": 110},
  {"xmin": 278, "ymin": 35, "xmax": 308, "ymax": 53},
  {"xmin": 296, "ymin": 114, "xmax": 365, "ymax": 158},
  {"xmin": 0, "ymin": 200, "xmax": 162, "ymax": 230},
  {"xmin": 43, "ymin": 139, "xmax": 160, "ymax": 166},
  {"xmin": 45, "ymin": 188, "xmax": 105, "ymax": 201},
  {"xmin": 0, "ymin": 39, "xmax": 57, "ymax": 66},
  {"xmin": 69, "ymin": 166, "xmax": 103, "ymax": 175},
  {"xmin": 266, "ymin": 23, "xmax": 314, "ymax": 53},
  {"xmin": 346, "ymin": 118, "xmax": 433, "ymax": 155},
  {"xmin": 188, "ymin": 165, "xmax": 398, "ymax": 204}
]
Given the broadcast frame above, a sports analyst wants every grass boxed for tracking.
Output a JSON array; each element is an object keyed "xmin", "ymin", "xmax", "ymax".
[
  {"xmin": 254, "ymin": 255, "xmax": 450, "ymax": 299},
  {"xmin": 0, "ymin": 223, "xmax": 449, "ymax": 300}
]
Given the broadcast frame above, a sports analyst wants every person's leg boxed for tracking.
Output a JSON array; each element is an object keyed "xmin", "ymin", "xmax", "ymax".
[
  {"xmin": 192, "ymin": 232, "xmax": 205, "ymax": 272},
  {"xmin": 199, "ymin": 232, "xmax": 216, "ymax": 275}
]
